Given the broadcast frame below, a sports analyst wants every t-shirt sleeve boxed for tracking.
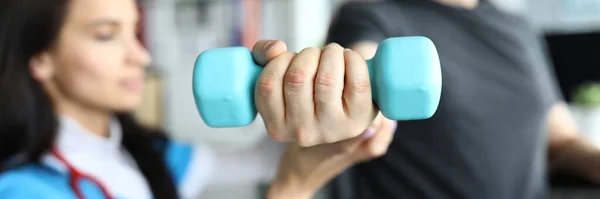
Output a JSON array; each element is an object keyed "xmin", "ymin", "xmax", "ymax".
[
  {"xmin": 532, "ymin": 32, "xmax": 565, "ymax": 107},
  {"xmin": 326, "ymin": 2, "xmax": 389, "ymax": 48},
  {"xmin": 163, "ymin": 140, "xmax": 215, "ymax": 199}
]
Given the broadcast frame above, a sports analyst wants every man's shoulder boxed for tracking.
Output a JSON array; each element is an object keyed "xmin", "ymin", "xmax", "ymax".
[
  {"xmin": 327, "ymin": 0, "xmax": 406, "ymax": 46},
  {"xmin": 335, "ymin": 0, "xmax": 402, "ymax": 17},
  {"xmin": 339, "ymin": 0, "xmax": 400, "ymax": 7}
]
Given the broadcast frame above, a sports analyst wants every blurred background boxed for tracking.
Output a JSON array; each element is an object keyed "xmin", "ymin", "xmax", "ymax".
[{"xmin": 132, "ymin": 0, "xmax": 600, "ymax": 198}]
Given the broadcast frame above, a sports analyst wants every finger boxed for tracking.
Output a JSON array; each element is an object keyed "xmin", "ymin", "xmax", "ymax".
[
  {"xmin": 314, "ymin": 43, "xmax": 346, "ymax": 134},
  {"xmin": 284, "ymin": 47, "xmax": 321, "ymax": 146},
  {"xmin": 331, "ymin": 127, "xmax": 376, "ymax": 155},
  {"xmin": 368, "ymin": 112, "xmax": 385, "ymax": 131},
  {"xmin": 256, "ymin": 52, "xmax": 296, "ymax": 142},
  {"xmin": 356, "ymin": 120, "xmax": 397, "ymax": 160},
  {"xmin": 343, "ymin": 49, "xmax": 377, "ymax": 128},
  {"xmin": 252, "ymin": 40, "xmax": 288, "ymax": 66}
]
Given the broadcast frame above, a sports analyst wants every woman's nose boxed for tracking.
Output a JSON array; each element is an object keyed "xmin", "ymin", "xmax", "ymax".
[{"xmin": 127, "ymin": 38, "xmax": 151, "ymax": 68}]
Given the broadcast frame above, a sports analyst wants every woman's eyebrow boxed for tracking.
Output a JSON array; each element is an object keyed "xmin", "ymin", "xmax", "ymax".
[{"xmin": 87, "ymin": 19, "xmax": 119, "ymax": 28}]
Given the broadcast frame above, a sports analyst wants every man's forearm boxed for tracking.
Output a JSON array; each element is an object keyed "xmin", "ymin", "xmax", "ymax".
[
  {"xmin": 550, "ymin": 136, "xmax": 600, "ymax": 183},
  {"xmin": 545, "ymin": 102, "xmax": 600, "ymax": 182}
]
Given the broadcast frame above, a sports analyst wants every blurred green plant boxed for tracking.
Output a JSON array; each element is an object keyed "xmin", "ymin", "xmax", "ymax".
[{"xmin": 573, "ymin": 81, "xmax": 600, "ymax": 107}]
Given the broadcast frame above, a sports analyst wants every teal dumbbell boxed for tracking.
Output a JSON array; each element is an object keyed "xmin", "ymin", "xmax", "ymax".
[{"xmin": 193, "ymin": 36, "xmax": 441, "ymax": 128}]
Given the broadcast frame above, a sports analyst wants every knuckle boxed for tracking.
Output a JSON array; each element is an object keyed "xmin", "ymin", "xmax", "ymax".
[
  {"xmin": 285, "ymin": 70, "xmax": 307, "ymax": 85},
  {"xmin": 285, "ymin": 48, "xmax": 319, "ymax": 89},
  {"xmin": 349, "ymin": 78, "xmax": 371, "ymax": 93},
  {"xmin": 315, "ymin": 73, "xmax": 337, "ymax": 88},
  {"xmin": 345, "ymin": 49, "xmax": 365, "ymax": 60},
  {"xmin": 257, "ymin": 72, "xmax": 278, "ymax": 96},
  {"xmin": 266, "ymin": 125, "xmax": 286, "ymax": 142},
  {"xmin": 267, "ymin": 130, "xmax": 284, "ymax": 142},
  {"xmin": 294, "ymin": 126, "xmax": 313, "ymax": 147},
  {"xmin": 301, "ymin": 47, "xmax": 321, "ymax": 55},
  {"xmin": 323, "ymin": 42, "xmax": 343, "ymax": 51},
  {"xmin": 281, "ymin": 51, "xmax": 297, "ymax": 58}
]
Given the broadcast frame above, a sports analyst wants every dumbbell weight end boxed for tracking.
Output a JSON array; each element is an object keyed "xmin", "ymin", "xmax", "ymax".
[
  {"xmin": 193, "ymin": 46, "xmax": 263, "ymax": 128},
  {"xmin": 368, "ymin": 36, "xmax": 441, "ymax": 121}
]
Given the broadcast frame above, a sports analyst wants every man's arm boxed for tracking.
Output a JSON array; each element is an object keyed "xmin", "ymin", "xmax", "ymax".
[
  {"xmin": 325, "ymin": 1, "xmax": 387, "ymax": 51},
  {"xmin": 547, "ymin": 102, "xmax": 600, "ymax": 183}
]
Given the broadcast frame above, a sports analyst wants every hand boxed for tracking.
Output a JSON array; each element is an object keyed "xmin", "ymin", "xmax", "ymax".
[
  {"xmin": 252, "ymin": 40, "xmax": 378, "ymax": 147},
  {"xmin": 266, "ymin": 113, "xmax": 397, "ymax": 199}
]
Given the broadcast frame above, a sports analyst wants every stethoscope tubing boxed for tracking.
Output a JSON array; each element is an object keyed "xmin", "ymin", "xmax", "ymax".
[{"xmin": 51, "ymin": 148, "xmax": 114, "ymax": 199}]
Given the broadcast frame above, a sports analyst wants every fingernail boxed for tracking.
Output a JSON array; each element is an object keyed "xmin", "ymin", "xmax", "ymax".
[
  {"xmin": 344, "ymin": 48, "xmax": 352, "ymax": 52},
  {"xmin": 362, "ymin": 127, "xmax": 376, "ymax": 138},
  {"xmin": 263, "ymin": 41, "xmax": 277, "ymax": 56},
  {"xmin": 392, "ymin": 122, "xmax": 398, "ymax": 132}
]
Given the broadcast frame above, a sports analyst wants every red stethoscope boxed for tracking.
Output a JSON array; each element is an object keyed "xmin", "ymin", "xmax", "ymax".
[{"xmin": 51, "ymin": 147, "xmax": 114, "ymax": 199}]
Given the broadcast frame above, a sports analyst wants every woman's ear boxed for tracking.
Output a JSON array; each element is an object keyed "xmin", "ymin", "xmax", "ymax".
[{"xmin": 30, "ymin": 52, "xmax": 55, "ymax": 81}]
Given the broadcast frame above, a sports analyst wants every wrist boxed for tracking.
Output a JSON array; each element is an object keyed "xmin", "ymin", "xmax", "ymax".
[
  {"xmin": 552, "ymin": 138, "xmax": 600, "ymax": 181},
  {"xmin": 549, "ymin": 138, "xmax": 580, "ymax": 171},
  {"xmin": 266, "ymin": 173, "xmax": 314, "ymax": 199},
  {"xmin": 572, "ymin": 150, "xmax": 600, "ymax": 183}
]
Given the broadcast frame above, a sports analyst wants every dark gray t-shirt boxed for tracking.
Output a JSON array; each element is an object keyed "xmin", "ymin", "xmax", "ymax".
[{"xmin": 326, "ymin": 0, "xmax": 562, "ymax": 199}]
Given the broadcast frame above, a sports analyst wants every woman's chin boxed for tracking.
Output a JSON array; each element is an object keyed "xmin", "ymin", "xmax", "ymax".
[{"xmin": 111, "ymin": 95, "xmax": 144, "ymax": 112}]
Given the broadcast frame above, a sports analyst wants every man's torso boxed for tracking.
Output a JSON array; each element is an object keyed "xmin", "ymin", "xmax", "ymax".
[{"xmin": 327, "ymin": 1, "xmax": 560, "ymax": 198}]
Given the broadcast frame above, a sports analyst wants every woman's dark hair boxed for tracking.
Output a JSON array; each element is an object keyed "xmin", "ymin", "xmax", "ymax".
[{"xmin": 0, "ymin": 0, "xmax": 179, "ymax": 198}]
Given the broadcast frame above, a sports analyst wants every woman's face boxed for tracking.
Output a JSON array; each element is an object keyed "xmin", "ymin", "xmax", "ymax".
[{"xmin": 38, "ymin": 0, "xmax": 150, "ymax": 112}]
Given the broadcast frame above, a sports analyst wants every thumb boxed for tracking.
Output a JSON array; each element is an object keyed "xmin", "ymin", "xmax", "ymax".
[
  {"xmin": 353, "ymin": 120, "xmax": 397, "ymax": 162},
  {"xmin": 334, "ymin": 127, "xmax": 376, "ymax": 155},
  {"xmin": 298, "ymin": 127, "xmax": 374, "ymax": 163},
  {"xmin": 252, "ymin": 40, "xmax": 288, "ymax": 66}
]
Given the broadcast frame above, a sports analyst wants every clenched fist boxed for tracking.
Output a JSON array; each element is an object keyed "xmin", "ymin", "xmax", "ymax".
[{"xmin": 252, "ymin": 40, "xmax": 378, "ymax": 147}]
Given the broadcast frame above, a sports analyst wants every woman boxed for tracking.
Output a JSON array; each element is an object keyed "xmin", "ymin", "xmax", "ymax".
[{"xmin": 0, "ymin": 0, "xmax": 397, "ymax": 198}]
